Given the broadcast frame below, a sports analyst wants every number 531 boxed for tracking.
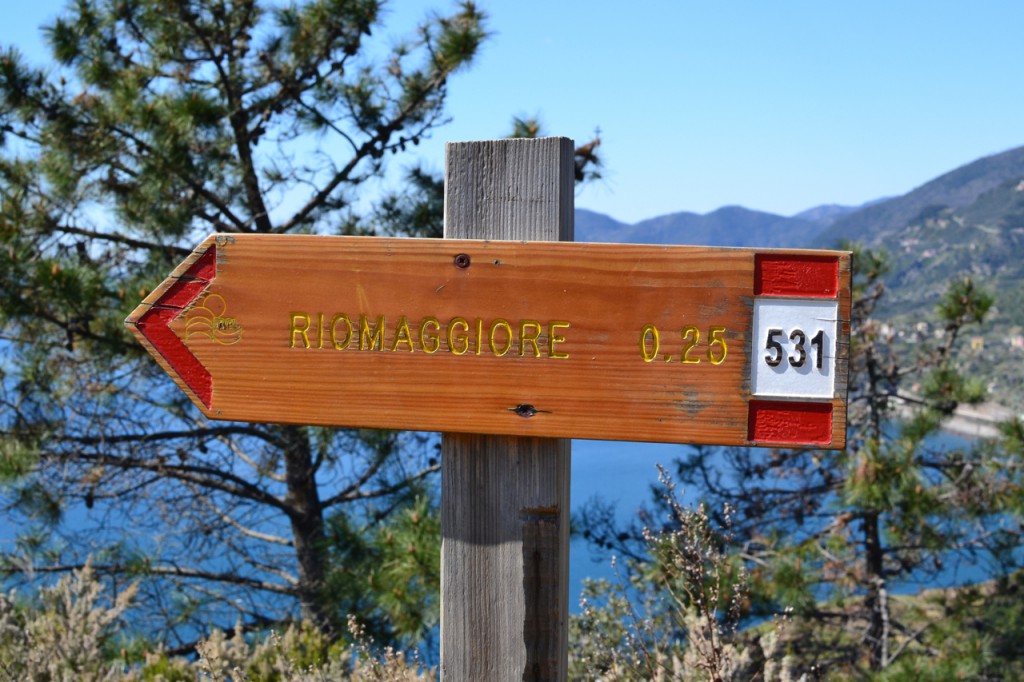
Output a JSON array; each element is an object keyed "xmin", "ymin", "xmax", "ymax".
[{"xmin": 764, "ymin": 328, "xmax": 825, "ymax": 370}]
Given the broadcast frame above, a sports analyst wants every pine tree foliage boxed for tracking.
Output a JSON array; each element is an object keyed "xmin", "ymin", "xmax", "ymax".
[{"xmin": 0, "ymin": 0, "xmax": 486, "ymax": 647}]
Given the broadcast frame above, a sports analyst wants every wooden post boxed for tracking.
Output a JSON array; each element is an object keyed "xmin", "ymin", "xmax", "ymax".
[{"xmin": 441, "ymin": 138, "xmax": 574, "ymax": 680}]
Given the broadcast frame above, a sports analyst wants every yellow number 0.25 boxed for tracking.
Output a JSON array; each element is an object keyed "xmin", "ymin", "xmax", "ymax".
[{"xmin": 637, "ymin": 324, "xmax": 728, "ymax": 364}]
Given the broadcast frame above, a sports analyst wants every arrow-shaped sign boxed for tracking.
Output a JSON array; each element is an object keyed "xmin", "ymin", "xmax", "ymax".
[
  {"xmin": 130, "ymin": 244, "xmax": 219, "ymax": 407},
  {"xmin": 126, "ymin": 234, "xmax": 850, "ymax": 448}
]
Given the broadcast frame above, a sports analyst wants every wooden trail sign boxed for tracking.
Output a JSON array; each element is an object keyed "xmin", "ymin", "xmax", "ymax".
[
  {"xmin": 125, "ymin": 233, "xmax": 851, "ymax": 449},
  {"xmin": 125, "ymin": 137, "xmax": 852, "ymax": 681}
]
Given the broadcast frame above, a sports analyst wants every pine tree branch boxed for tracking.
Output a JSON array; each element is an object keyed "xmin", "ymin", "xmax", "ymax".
[
  {"xmin": 276, "ymin": 71, "xmax": 450, "ymax": 234},
  {"xmin": 41, "ymin": 450, "xmax": 290, "ymax": 514},
  {"xmin": 193, "ymin": 490, "xmax": 294, "ymax": 548},
  {"xmin": 51, "ymin": 223, "xmax": 191, "ymax": 257},
  {"xmin": 27, "ymin": 307, "xmax": 136, "ymax": 354},
  {"xmin": 106, "ymin": 123, "xmax": 249, "ymax": 232},
  {"xmin": 182, "ymin": 5, "xmax": 276, "ymax": 235},
  {"xmin": 219, "ymin": 434, "xmax": 287, "ymax": 483},
  {"xmin": 323, "ymin": 460, "xmax": 440, "ymax": 508},
  {"xmin": 2, "ymin": 562, "xmax": 297, "ymax": 596},
  {"xmin": 326, "ymin": 448, "xmax": 390, "ymax": 505},
  {"xmin": 59, "ymin": 425, "xmax": 286, "ymax": 450}
]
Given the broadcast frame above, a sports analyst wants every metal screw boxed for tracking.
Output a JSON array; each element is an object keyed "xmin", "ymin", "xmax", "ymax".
[
  {"xmin": 454, "ymin": 253, "xmax": 471, "ymax": 269},
  {"xmin": 513, "ymin": 404, "xmax": 538, "ymax": 418}
]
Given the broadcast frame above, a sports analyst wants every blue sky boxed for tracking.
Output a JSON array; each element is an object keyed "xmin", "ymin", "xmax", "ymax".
[{"xmin": 3, "ymin": 0, "xmax": 1023, "ymax": 224}]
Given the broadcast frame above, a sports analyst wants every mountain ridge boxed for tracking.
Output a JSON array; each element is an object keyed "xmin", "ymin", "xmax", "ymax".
[
  {"xmin": 576, "ymin": 145, "xmax": 1024, "ymax": 250},
  {"xmin": 576, "ymin": 205, "xmax": 828, "ymax": 248},
  {"xmin": 814, "ymin": 145, "xmax": 1024, "ymax": 248}
]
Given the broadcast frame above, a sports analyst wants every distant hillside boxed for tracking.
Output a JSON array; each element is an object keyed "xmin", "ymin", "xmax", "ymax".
[
  {"xmin": 792, "ymin": 203, "xmax": 861, "ymax": 227},
  {"xmin": 814, "ymin": 146, "xmax": 1024, "ymax": 248},
  {"xmin": 576, "ymin": 206, "xmax": 828, "ymax": 248},
  {"xmin": 873, "ymin": 177, "xmax": 1024, "ymax": 409},
  {"xmin": 574, "ymin": 209, "xmax": 629, "ymax": 243},
  {"xmin": 880, "ymin": 178, "xmax": 1024, "ymax": 315}
]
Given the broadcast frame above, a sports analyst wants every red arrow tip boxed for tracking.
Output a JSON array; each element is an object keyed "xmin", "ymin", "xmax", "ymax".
[{"xmin": 133, "ymin": 246, "xmax": 217, "ymax": 408}]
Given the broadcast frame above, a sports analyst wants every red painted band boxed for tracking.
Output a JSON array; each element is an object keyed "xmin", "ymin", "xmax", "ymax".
[
  {"xmin": 748, "ymin": 400, "xmax": 833, "ymax": 445},
  {"xmin": 186, "ymin": 246, "xmax": 217, "ymax": 283},
  {"xmin": 755, "ymin": 254, "xmax": 839, "ymax": 298},
  {"xmin": 136, "ymin": 306, "xmax": 213, "ymax": 407},
  {"xmin": 135, "ymin": 246, "xmax": 216, "ymax": 407},
  {"xmin": 156, "ymin": 248, "xmax": 216, "ymax": 308}
]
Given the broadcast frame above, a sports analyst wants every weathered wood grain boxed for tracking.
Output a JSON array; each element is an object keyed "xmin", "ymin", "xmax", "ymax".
[
  {"xmin": 440, "ymin": 137, "xmax": 573, "ymax": 681},
  {"xmin": 125, "ymin": 233, "xmax": 849, "ymax": 446}
]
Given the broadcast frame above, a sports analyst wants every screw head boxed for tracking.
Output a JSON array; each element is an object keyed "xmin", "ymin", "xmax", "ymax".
[{"xmin": 513, "ymin": 404, "xmax": 538, "ymax": 418}]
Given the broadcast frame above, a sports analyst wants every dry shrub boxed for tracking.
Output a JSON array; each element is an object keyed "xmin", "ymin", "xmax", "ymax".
[
  {"xmin": 569, "ymin": 466, "xmax": 796, "ymax": 681},
  {"xmin": 0, "ymin": 562, "xmax": 434, "ymax": 681}
]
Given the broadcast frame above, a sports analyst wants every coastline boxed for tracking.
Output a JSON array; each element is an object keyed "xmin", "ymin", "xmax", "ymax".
[{"xmin": 939, "ymin": 401, "xmax": 1018, "ymax": 440}]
